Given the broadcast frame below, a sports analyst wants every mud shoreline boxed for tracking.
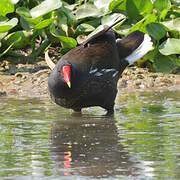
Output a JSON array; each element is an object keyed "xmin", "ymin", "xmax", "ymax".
[{"xmin": 0, "ymin": 61, "xmax": 180, "ymax": 98}]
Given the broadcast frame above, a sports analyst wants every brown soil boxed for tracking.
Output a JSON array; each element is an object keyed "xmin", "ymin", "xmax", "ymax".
[{"xmin": 0, "ymin": 61, "xmax": 180, "ymax": 98}]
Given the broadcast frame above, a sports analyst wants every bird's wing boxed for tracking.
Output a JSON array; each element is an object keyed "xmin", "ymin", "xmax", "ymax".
[
  {"xmin": 79, "ymin": 67, "xmax": 119, "ymax": 96},
  {"xmin": 62, "ymin": 31, "xmax": 119, "ymax": 71}
]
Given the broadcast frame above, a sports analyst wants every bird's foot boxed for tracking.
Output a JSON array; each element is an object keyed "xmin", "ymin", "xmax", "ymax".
[
  {"xmin": 72, "ymin": 108, "xmax": 82, "ymax": 116},
  {"xmin": 104, "ymin": 109, "xmax": 114, "ymax": 116}
]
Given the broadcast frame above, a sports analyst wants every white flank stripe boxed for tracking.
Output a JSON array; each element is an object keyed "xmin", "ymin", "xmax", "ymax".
[
  {"xmin": 112, "ymin": 71, "xmax": 118, "ymax": 77},
  {"xmin": 94, "ymin": 72, "xmax": 103, "ymax": 76},
  {"xmin": 89, "ymin": 68, "xmax": 98, "ymax": 74},
  {"xmin": 125, "ymin": 34, "xmax": 153, "ymax": 65}
]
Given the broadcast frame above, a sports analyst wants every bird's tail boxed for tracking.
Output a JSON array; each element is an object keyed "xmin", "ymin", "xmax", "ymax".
[{"xmin": 116, "ymin": 31, "xmax": 153, "ymax": 73}]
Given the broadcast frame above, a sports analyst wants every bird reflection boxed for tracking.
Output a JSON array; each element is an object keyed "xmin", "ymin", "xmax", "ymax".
[
  {"xmin": 50, "ymin": 115, "xmax": 137, "ymax": 178},
  {"xmin": 63, "ymin": 147, "xmax": 72, "ymax": 176}
]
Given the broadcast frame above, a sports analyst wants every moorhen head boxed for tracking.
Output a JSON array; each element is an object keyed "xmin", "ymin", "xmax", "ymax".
[{"xmin": 46, "ymin": 25, "xmax": 153, "ymax": 114}]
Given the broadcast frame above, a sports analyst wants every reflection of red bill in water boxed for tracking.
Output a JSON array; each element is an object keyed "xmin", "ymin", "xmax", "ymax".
[{"xmin": 64, "ymin": 151, "xmax": 72, "ymax": 176}]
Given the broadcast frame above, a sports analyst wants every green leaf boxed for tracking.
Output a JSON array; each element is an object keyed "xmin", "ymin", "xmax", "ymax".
[
  {"xmin": 25, "ymin": 16, "xmax": 42, "ymax": 26},
  {"xmin": 16, "ymin": 7, "xmax": 31, "ymax": 18},
  {"xmin": 153, "ymin": 0, "xmax": 171, "ymax": 19},
  {"xmin": 75, "ymin": 23, "xmax": 95, "ymax": 35},
  {"xmin": 60, "ymin": 47, "xmax": 72, "ymax": 54},
  {"xmin": 171, "ymin": 0, "xmax": 180, "ymax": 5},
  {"xmin": 50, "ymin": 27, "xmax": 77, "ymax": 49},
  {"xmin": 160, "ymin": 8, "xmax": 169, "ymax": 20},
  {"xmin": 153, "ymin": 0, "xmax": 171, "ymax": 12},
  {"xmin": 76, "ymin": 4, "xmax": 103, "ymax": 20},
  {"xmin": 109, "ymin": 0, "xmax": 126, "ymax": 12},
  {"xmin": 94, "ymin": 0, "xmax": 112, "ymax": 11},
  {"xmin": 55, "ymin": 10, "xmax": 68, "ymax": 32},
  {"xmin": 138, "ymin": 48, "xmax": 157, "ymax": 65},
  {"xmin": 57, "ymin": 36, "xmax": 77, "ymax": 48},
  {"xmin": 30, "ymin": 0, "xmax": 62, "ymax": 18},
  {"xmin": 146, "ymin": 22, "xmax": 166, "ymax": 41},
  {"xmin": 2, "ymin": 31, "xmax": 32, "ymax": 49},
  {"xmin": 10, "ymin": 0, "xmax": 20, "ymax": 4},
  {"xmin": 0, "ymin": 25, "xmax": 11, "ymax": 33},
  {"xmin": 61, "ymin": 24, "xmax": 68, "ymax": 36},
  {"xmin": 101, "ymin": 13, "xmax": 126, "ymax": 26},
  {"xmin": 20, "ymin": 17, "xmax": 31, "ymax": 31},
  {"xmin": 153, "ymin": 54, "xmax": 177, "ymax": 73},
  {"xmin": 128, "ymin": 14, "xmax": 157, "ymax": 34},
  {"xmin": 114, "ymin": 24, "xmax": 131, "ymax": 35},
  {"xmin": 34, "ymin": 18, "xmax": 54, "ymax": 29},
  {"xmin": 159, "ymin": 38, "xmax": 180, "ymax": 55},
  {"xmin": 54, "ymin": 9, "xmax": 73, "ymax": 36},
  {"xmin": 85, "ymin": 18, "xmax": 101, "ymax": 28},
  {"xmin": 0, "ymin": 32, "xmax": 8, "ymax": 40},
  {"xmin": 55, "ymin": 7, "xmax": 76, "ymax": 32},
  {"xmin": 57, "ymin": 7, "xmax": 76, "ymax": 27},
  {"xmin": 65, "ymin": 3, "xmax": 78, "ymax": 11},
  {"xmin": 0, "ymin": 18, "xmax": 18, "ymax": 33},
  {"xmin": 161, "ymin": 18, "xmax": 180, "ymax": 32},
  {"xmin": 0, "ymin": 43, "xmax": 14, "ymax": 58},
  {"xmin": 126, "ymin": 0, "xmax": 153, "ymax": 21},
  {"xmin": 0, "ymin": 17, "xmax": 8, "ymax": 22},
  {"xmin": 0, "ymin": 37, "xmax": 20, "ymax": 58},
  {"xmin": 0, "ymin": 0, "xmax": 14, "ymax": 16}
]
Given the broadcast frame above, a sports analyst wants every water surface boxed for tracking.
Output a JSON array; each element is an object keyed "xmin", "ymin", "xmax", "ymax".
[{"xmin": 0, "ymin": 90, "xmax": 180, "ymax": 179}]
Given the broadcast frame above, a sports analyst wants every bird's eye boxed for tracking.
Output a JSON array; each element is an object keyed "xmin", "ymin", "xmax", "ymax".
[{"xmin": 57, "ymin": 69, "xmax": 63, "ymax": 76}]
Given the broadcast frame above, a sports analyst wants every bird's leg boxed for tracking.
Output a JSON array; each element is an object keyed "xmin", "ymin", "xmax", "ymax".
[
  {"xmin": 72, "ymin": 108, "xmax": 82, "ymax": 114},
  {"xmin": 103, "ymin": 104, "xmax": 115, "ymax": 116},
  {"xmin": 72, "ymin": 108, "xmax": 82, "ymax": 116},
  {"xmin": 105, "ymin": 108, "xmax": 114, "ymax": 116}
]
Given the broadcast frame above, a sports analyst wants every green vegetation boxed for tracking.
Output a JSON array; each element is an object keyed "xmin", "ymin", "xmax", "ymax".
[{"xmin": 0, "ymin": 0, "xmax": 180, "ymax": 73}]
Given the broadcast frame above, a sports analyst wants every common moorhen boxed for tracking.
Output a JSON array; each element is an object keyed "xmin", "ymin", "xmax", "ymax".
[{"xmin": 46, "ymin": 26, "xmax": 153, "ymax": 113}]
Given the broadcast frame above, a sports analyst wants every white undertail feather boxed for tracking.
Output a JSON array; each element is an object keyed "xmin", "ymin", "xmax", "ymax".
[{"xmin": 125, "ymin": 34, "xmax": 153, "ymax": 65}]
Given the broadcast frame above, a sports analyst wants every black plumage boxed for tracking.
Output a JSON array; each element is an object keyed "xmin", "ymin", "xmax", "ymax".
[{"xmin": 47, "ymin": 27, "xmax": 152, "ymax": 113}]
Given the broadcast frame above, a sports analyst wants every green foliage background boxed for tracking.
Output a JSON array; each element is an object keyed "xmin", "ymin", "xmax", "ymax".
[{"xmin": 0, "ymin": 0, "xmax": 180, "ymax": 73}]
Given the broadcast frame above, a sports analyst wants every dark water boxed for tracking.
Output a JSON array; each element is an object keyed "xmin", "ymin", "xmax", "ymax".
[{"xmin": 0, "ymin": 91, "xmax": 180, "ymax": 179}]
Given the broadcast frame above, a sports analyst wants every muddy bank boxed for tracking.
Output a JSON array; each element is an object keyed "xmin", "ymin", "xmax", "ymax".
[
  {"xmin": 0, "ymin": 61, "xmax": 180, "ymax": 98},
  {"xmin": 119, "ymin": 67, "xmax": 180, "ymax": 92}
]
